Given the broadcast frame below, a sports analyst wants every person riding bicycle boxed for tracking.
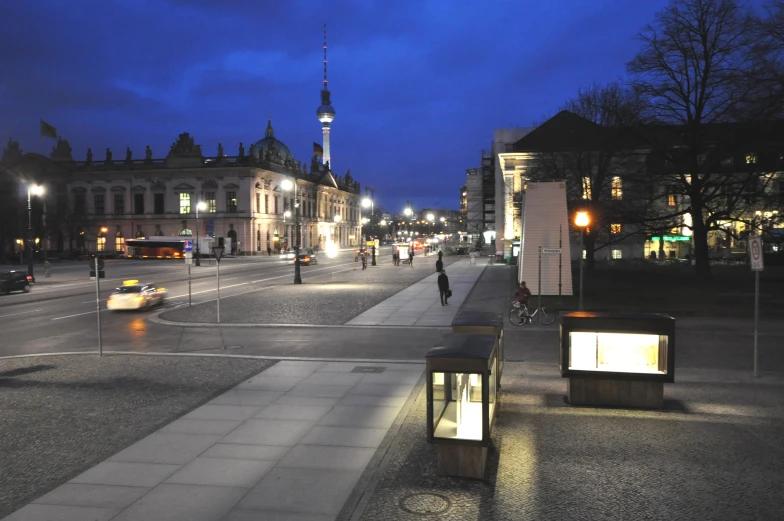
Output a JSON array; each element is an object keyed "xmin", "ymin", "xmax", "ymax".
[{"xmin": 513, "ymin": 281, "xmax": 532, "ymax": 308}]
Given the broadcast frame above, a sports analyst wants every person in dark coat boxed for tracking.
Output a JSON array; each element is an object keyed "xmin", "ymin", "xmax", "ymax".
[
  {"xmin": 438, "ymin": 270, "xmax": 450, "ymax": 305},
  {"xmin": 408, "ymin": 249, "xmax": 414, "ymax": 268},
  {"xmin": 435, "ymin": 257, "xmax": 443, "ymax": 273}
]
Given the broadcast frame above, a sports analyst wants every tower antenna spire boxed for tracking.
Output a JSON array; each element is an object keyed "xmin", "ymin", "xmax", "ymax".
[{"xmin": 323, "ymin": 23, "xmax": 328, "ymax": 89}]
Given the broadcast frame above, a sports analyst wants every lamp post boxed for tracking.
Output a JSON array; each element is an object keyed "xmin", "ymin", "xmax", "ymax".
[
  {"xmin": 195, "ymin": 201, "xmax": 207, "ymax": 266},
  {"xmin": 574, "ymin": 211, "xmax": 590, "ymax": 311},
  {"xmin": 281, "ymin": 178, "xmax": 301, "ymax": 284},
  {"xmin": 27, "ymin": 184, "xmax": 44, "ymax": 282}
]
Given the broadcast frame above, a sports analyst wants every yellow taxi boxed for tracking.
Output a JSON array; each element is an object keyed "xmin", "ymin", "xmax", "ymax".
[{"xmin": 107, "ymin": 280, "xmax": 167, "ymax": 311}]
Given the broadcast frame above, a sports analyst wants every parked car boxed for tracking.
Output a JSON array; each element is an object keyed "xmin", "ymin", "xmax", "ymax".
[{"xmin": 0, "ymin": 271, "xmax": 32, "ymax": 294}]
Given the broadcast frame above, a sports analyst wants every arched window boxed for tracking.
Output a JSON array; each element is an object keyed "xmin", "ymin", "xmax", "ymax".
[
  {"xmin": 115, "ymin": 231, "xmax": 124, "ymax": 252},
  {"xmin": 179, "ymin": 228, "xmax": 193, "ymax": 236}
]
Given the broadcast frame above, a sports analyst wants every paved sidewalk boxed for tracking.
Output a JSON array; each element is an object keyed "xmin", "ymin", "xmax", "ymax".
[
  {"xmin": 2, "ymin": 360, "xmax": 424, "ymax": 521},
  {"xmin": 346, "ymin": 258, "xmax": 488, "ymax": 327}
]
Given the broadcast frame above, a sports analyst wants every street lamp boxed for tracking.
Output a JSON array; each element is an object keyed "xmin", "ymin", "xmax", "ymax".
[
  {"xmin": 195, "ymin": 201, "xmax": 207, "ymax": 266},
  {"xmin": 281, "ymin": 178, "xmax": 301, "ymax": 284},
  {"xmin": 574, "ymin": 211, "xmax": 590, "ymax": 311},
  {"xmin": 27, "ymin": 184, "xmax": 44, "ymax": 282}
]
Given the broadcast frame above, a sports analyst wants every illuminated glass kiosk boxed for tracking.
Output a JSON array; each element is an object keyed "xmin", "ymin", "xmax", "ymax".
[
  {"xmin": 426, "ymin": 333, "xmax": 499, "ymax": 479},
  {"xmin": 451, "ymin": 310, "xmax": 504, "ymax": 389},
  {"xmin": 560, "ymin": 312, "xmax": 675, "ymax": 409}
]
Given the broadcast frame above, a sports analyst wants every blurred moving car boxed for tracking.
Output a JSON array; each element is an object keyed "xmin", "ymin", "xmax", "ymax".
[
  {"xmin": 279, "ymin": 250, "xmax": 296, "ymax": 260},
  {"xmin": 107, "ymin": 280, "xmax": 167, "ymax": 311},
  {"xmin": 0, "ymin": 271, "xmax": 32, "ymax": 295},
  {"xmin": 290, "ymin": 254, "xmax": 318, "ymax": 266}
]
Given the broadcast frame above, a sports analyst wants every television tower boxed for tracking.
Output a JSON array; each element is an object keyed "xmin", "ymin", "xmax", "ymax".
[{"xmin": 316, "ymin": 23, "xmax": 335, "ymax": 168}]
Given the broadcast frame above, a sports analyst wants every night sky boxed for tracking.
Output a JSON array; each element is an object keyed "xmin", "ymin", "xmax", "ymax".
[{"xmin": 0, "ymin": 0, "xmax": 671, "ymax": 212}]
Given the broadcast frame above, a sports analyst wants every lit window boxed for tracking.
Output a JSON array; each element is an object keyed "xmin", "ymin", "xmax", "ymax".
[
  {"xmin": 582, "ymin": 249, "xmax": 586, "ymax": 260},
  {"xmin": 226, "ymin": 192, "xmax": 237, "ymax": 212},
  {"xmin": 667, "ymin": 193, "xmax": 676, "ymax": 207},
  {"xmin": 115, "ymin": 232, "xmax": 124, "ymax": 252},
  {"xmin": 746, "ymin": 153, "xmax": 757, "ymax": 164},
  {"xmin": 612, "ymin": 249, "xmax": 622, "ymax": 260},
  {"xmin": 179, "ymin": 228, "xmax": 192, "ymax": 236},
  {"xmin": 96, "ymin": 234, "xmax": 106, "ymax": 252},
  {"xmin": 611, "ymin": 177, "xmax": 623, "ymax": 200},
  {"xmin": 611, "ymin": 223, "xmax": 622, "ymax": 234},
  {"xmin": 582, "ymin": 177, "xmax": 592, "ymax": 200},
  {"xmin": 179, "ymin": 192, "xmax": 191, "ymax": 214},
  {"xmin": 205, "ymin": 192, "xmax": 216, "ymax": 213}
]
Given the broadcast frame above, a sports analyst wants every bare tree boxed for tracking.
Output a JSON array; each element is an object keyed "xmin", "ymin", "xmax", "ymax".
[
  {"xmin": 626, "ymin": 0, "xmax": 779, "ymax": 279},
  {"xmin": 526, "ymin": 82, "xmax": 648, "ymax": 272}
]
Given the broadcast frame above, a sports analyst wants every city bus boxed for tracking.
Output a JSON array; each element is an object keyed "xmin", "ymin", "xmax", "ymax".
[{"xmin": 125, "ymin": 237, "xmax": 190, "ymax": 259}]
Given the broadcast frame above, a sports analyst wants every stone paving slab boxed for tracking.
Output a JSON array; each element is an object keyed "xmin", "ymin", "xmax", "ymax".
[
  {"xmin": 353, "ymin": 362, "xmax": 784, "ymax": 521},
  {"xmin": 346, "ymin": 258, "xmax": 487, "ymax": 326},
  {"xmin": 2, "ymin": 359, "xmax": 424, "ymax": 521},
  {"xmin": 0, "ymin": 354, "xmax": 273, "ymax": 520}
]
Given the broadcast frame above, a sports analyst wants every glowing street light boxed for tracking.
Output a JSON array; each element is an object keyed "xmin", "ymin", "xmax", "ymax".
[
  {"xmin": 26, "ymin": 184, "xmax": 44, "ymax": 281},
  {"xmin": 195, "ymin": 201, "xmax": 207, "ymax": 266},
  {"xmin": 574, "ymin": 211, "xmax": 590, "ymax": 310}
]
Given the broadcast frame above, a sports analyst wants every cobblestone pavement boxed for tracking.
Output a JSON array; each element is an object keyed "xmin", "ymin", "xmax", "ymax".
[
  {"xmin": 160, "ymin": 255, "xmax": 460, "ymax": 325},
  {"xmin": 0, "ymin": 354, "xmax": 273, "ymax": 519},
  {"xmin": 356, "ymin": 362, "xmax": 784, "ymax": 521}
]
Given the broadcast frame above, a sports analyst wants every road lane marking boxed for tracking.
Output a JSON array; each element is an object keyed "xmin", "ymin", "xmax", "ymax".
[
  {"xmin": 52, "ymin": 311, "xmax": 98, "ymax": 320},
  {"xmin": 0, "ymin": 308, "xmax": 44, "ymax": 319}
]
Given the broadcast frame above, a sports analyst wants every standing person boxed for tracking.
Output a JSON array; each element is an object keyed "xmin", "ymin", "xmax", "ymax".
[
  {"xmin": 408, "ymin": 248, "xmax": 414, "ymax": 268},
  {"xmin": 438, "ymin": 269, "xmax": 450, "ymax": 305},
  {"xmin": 392, "ymin": 250, "xmax": 397, "ymax": 266},
  {"xmin": 267, "ymin": 246, "xmax": 272, "ymax": 257},
  {"xmin": 361, "ymin": 252, "xmax": 367, "ymax": 270},
  {"xmin": 44, "ymin": 260, "xmax": 51, "ymax": 278},
  {"xmin": 435, "ymin": 255, "xmax": 443, "ymax": 273},
  {"xmin": 469, "ymin": 250, "xmax": 476, "ymax": 266}
]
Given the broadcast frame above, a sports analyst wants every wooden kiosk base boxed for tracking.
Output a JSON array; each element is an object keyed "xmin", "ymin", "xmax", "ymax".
[
  {"xmin": 568, "ymin": 377, "xmax": 664, "ymax": 409},
  {"xmin": 436, "ymin": 443, "xmax": 488, "ymax": 479}
]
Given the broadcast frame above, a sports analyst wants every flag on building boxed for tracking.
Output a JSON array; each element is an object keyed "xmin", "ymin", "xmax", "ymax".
[
  {"xmin": 313, "ymin": 142, "xmax": 323, "ymax": 158},
  {"xmin": 40, "ymin": 119, "xmax": 58, "ymax": 139}
]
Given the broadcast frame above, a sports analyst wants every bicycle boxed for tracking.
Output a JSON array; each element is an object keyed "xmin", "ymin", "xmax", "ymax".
[{"xmin": 509, "ymin": 300, "xmax": 556, "ymax": 326}]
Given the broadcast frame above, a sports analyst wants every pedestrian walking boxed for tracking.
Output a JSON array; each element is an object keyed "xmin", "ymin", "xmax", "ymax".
[
  {"xmin": 469, "ymin": 250, "xmax": 476, "ymax": 266},
  {"xmin": 408, "ymin": 249, "xmax": 414, "ymax": 268},
  {"xmin": 361, "ymin": 253, "xmax": 367, "ymax": 270},
  {"xmin": 267, "ymin": 246, "xmax": 272, "ymax": 256},
  {"xmin": 438, "ymin": 269, "xmax": 450, "ymax": 305},
  {"xmin": 435, "ymin": 256, "xmax": 443, "ymax": 273},
  {"xmin": 44, "ymin": 260, "xmax": 51, "ymax": 278}
]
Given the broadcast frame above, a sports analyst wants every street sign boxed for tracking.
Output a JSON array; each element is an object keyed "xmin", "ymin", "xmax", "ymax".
[
  {"xmin": 212, "ymin": 246, "xmax": 225, "ymax": 263},
  {"xmin": 748, "ymin": 236, "xmax": 764, "ymax": 271},
  {"xmin": 183, "ymin": 240, "xmax": 193, "ymax": 252},
  {"xmin": 184, "ymin": 252, "xmax": 192, "ymax": 265},
  {"xmin": 542, "ymin": 248, "xmax": 562, "ymax": 254}
]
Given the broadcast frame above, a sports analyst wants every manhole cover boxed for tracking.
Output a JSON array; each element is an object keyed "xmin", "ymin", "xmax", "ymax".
[
  {"xmin": 399, "ymin": 493, "xmax": 451, "ymax": 515},
  {"xmin": 350, "ymin": 366, "xmax": 386, "ymax": 374}
]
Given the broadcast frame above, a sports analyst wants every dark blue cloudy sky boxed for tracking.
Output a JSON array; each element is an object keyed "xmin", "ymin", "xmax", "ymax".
[{"xmin": 0, "ymin": 0, "xmax": 670, "ymax": 212}]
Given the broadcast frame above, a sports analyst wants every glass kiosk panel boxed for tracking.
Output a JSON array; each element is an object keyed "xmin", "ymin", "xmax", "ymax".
[
  {"xmin": 569, "ymin": 332, "xmax": 668, "ymax": 374},
  {"xmin": 432, "ymin": 372, "xmax": 484, "ymax": 441}
]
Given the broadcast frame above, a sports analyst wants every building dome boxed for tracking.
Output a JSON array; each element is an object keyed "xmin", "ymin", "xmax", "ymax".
[{"xmin": 250, "ymin": 118, "xmax": 294, "ymax": 164}]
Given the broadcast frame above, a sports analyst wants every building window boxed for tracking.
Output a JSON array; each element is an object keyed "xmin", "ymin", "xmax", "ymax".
[
  {"xmin": 154, "ymin": 193, "xmax": 165, "ymax": 214},
  {"xmin": 179, "ymin": 228, "xmax": 192, "ymax": 236},
  {"xmin": 611, "ymin": 177, "xmax": 623, "ymax": 200},
  {"xmin": 667, "ymin": 185, "xmax": 677, "ymax": 207},
  {"xmin": 611, "ymin": 223, "xmax": 622, "ymax": 234},
  {"xmin": 205, "ymin": 192, "xmax": 216, "ymax": 213},
  {"xmin": 255, "ymin": 193, "xmax": 261, "ymax": 213},
  {"xmin": 75, "ymin": 194, "xmax": 86, "ymax": 215},
  {"xmin": 134, "ymin": 193, "xmax": 144, "ymax": 215},
  {"xmin": 96, "ymin": 233, "xmax": 106, "ymax": 252},
  {"xmin": 226, "ymin": 192, "xmax": 237, "ymax": 212},
  {"xmin": 746, "ymin": 153, "xmax": 757, "ymax": 164},
  {"xmin": 115, "ymin": 231, "xmax": 124, "ymax": 252},
  {"xmin": 274, "ymin": 196, "xmax": 279, "ymax": 214},
  {"xmin": 582, "ymin": 177, "xmax": 592, "ymax": 200},
  {"xmin": 612, "ymin": 249, "xmax": 622, "ymax": 260},
  {"xmin": 179, "ymin": 192, "xmax": 191, "ymax": 214},
  {"xmin": 114, "ymin": 194, "xmax": 124, "ymax": 215},
  {"xmin": 265, "ymin": 194, "xmax": 269, "ymax": 214},
  {"xmin": 94, "ymin": 194, "xmax": 104, "ymax": 215}
]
